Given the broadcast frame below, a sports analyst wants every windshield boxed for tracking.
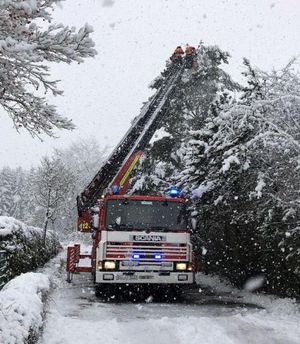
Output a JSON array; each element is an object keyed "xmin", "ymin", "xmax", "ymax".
[{"xmin": 105, "ymin": 199, "xmax": 187, "ymax": 231}]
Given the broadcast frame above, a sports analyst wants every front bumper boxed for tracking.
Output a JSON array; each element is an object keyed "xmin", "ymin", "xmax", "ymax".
[{"xmin": 95, "ymin": 271, "xmax": 194, "ymax": 284}]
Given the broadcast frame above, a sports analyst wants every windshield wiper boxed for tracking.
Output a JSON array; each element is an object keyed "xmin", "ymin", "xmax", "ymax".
[
  {"xmin": 107, "ymin": 223, "xmax": 135, "ymax": 230},
  {"xmin": 144, "ymin": 226, "xmax": 170, "ymax": 232},
  {"xmin": 119, "ymin": 224, "xmax": 135, "ymax": 229},
  {"xmin": 107, "ymin": 224, "xmax": 173, "ymax": 231}
]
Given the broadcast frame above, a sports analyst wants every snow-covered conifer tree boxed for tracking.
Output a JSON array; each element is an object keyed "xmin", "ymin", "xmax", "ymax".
[
  {"xmin": 0, "ymin": 167, "xmax": 16, "ymax": 215},
  {"xmin": 131, "ymin": 43, "xmax": 239, "ymax": 194},
  {"xmin": 183, "ymin": 59, "xmax": 300, "ymax": 295}
]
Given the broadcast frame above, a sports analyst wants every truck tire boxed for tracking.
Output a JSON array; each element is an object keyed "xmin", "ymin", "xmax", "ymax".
[
  {"xmin": 170, "ymin": 285, "xmax": 183, "ymax": 300},
  {"xmin": 95, "ymin": 284, "xmax": 104, "ymax": 297}
]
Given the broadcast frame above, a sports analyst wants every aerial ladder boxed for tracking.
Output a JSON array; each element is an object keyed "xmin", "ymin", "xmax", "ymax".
[
  {"xmin": 66, "ymin": 59, "xmax": 196, "ymax": 292},
  {"xmin": 76, "ymin": 63, "xmax": 184, "ymax": 232}
]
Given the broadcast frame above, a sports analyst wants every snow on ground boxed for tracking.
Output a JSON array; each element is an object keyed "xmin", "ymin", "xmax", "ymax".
[
  {"xmin": 196, "ymin": 272, "xmax": 300, "ymax": 315},
  {"xmin": 0, "ymin": 250, "xmax": 64, "ymax": 344},
  {"xmin": 1, "ymin": 245, "xmax": 299, "ymax": 344},
  {"xmin": 0, "ymin": 272, "xmax": 50, "ymax": 344},
  {"xmin": 38, "ymin": 249, "xmax": 300, "ymax": 344}
]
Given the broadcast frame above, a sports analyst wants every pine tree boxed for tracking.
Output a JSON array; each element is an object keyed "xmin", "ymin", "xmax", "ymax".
[
  {"xmin": 131, "ymin": 43, "xmax": 239, "ymax": 194},
  {"xmin": 183, "ymin": 59, "xmax": 300, "ymax": 295},
  {"xmin": 0, "ymin": 167, "xmax": 15, "ymax": 215},
  {"xmin": 9, "ymin": 167, "xmax": 27, "ymax": 220}
]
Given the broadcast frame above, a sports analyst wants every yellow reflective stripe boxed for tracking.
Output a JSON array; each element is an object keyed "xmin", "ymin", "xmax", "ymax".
[{"xmin": 120, "ymin": 155, "xmax": 141, "ymax": 187}]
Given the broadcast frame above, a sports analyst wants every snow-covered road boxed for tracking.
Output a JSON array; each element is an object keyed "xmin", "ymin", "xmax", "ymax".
[{"xmin": 39, "ymin": 260, "xmax": 300, "ymax": 344}]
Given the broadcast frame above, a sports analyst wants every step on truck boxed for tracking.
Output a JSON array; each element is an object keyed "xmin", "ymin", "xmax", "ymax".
[{"xmin": 66, "ymin": 58, "xmax": 196, "ymax": 295}]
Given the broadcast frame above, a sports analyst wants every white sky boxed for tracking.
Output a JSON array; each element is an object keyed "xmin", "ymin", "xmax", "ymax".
[{"xmin": 1, "ymin": 0, "xmax": 300, "ymax": 168}]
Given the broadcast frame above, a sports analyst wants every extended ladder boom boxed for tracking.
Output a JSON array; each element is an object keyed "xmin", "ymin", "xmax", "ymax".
[{"xmin": 77, "ymin": 64, "xmax": 183, "ymax": 218}]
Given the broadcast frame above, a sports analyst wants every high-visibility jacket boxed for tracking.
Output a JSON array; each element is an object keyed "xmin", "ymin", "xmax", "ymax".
[
  {"xmin": 185, "ymin": 46, "xmax": 195, "ymax": 55},
  {"xmin": 174, "ymin": 47, "xmax": 184, "ymax": 57}
]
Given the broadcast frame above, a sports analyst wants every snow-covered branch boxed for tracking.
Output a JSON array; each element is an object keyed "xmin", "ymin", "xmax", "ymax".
[{"xmin": 0, "ymin": 0, "xmax": 97, "ymax": 137}]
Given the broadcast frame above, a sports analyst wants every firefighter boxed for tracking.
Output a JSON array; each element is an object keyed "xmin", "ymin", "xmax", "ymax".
[
  {"xmin": 171, "ymin": 46, "xmax": 184, "ymax": 64},
  {"xmin": 185, "ymin": 45, "xmax": 195, "ymax": 56},
  {"xmin": 185, "ymin": 44, "xmax": 196, "ymax": 69}
]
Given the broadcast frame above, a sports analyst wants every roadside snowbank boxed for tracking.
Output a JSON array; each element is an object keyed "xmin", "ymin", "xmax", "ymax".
[
  {"xmin": 0, "ymin": 272, "xmax": 50, "ymax": 344},
  {"xmin": 197, "ymin": 272, "xmax": 300, "ymax": 315}
]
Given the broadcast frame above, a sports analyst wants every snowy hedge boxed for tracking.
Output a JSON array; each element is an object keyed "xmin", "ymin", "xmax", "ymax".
[
  {"xmin": 0, "ymin": 272, "xmax": 50, "ymax": 344},
  {"xmin": 0, "ymin": 216, "xmax": 60, "ymax": 287}
]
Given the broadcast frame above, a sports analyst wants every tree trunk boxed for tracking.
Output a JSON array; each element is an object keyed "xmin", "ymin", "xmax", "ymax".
[
  {"xmin": 43, "ymin": 211, "xmax": 49, "ymax": 247},
  {"xmin": 43, "ymin": 189, "xmax": 52, "ymax": 247}
]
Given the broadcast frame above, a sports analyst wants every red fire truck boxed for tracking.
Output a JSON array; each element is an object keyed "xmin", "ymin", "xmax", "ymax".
[{"xmin": 66, "ymin": 62, "xmax": 196, "ymax": 295}]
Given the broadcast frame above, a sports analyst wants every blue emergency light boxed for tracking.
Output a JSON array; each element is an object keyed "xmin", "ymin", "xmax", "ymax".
[
  {"xmin": 111, "ymin": 185, "xmax": 120, "ymax": 195},
  {"xmin": 132, "ymin": 254, "xmax": 140, "ymax": 259},
  {"xmin": 154, "ymin": 254, "xmax": 162, "ymax": 259},
  {"xmin": 166, "ymin": 186, "xmax": 181, "ymax": 198}
]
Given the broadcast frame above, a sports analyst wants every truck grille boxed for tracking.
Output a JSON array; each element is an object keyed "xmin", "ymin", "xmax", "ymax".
[{"xmin": 105, "ymin": 242, "xmax": 188, "ymax": 261}]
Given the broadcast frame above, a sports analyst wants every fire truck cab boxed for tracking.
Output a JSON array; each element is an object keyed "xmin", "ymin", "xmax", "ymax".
[{"xmin": 93, "ymin": 194, "xmax": 194, "ymax": 288}]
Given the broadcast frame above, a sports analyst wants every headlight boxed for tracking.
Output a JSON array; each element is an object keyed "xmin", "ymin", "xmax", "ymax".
[
  {"xmin": 104, "ymin": 261, "xmax": 116, "ymax": 270},
  {"xmin": 176, "ymin": 262, "xmax": 187, "ymax": 271}
]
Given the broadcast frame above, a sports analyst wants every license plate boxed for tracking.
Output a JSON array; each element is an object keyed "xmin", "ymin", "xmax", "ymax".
[
  {"xmin": 139, "ymin": 275, "xmax": 154, "ymax": 280},
  {"xmin": 116, "ymin": 275, "xmax": 138, "ymax": 281}
]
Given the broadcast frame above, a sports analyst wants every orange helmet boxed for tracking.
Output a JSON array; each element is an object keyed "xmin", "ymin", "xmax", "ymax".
[{"xmin": 185, "ymin": 45, "xmax": 195, "ymax": 55}]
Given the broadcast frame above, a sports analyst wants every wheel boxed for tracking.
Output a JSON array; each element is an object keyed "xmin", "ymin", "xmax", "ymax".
[
  {"xmin": 95, "ymin": 284, "xmax": 103, "ymax": 297},
  {"xmin": 95, "ymin": 284, "xmax": 112, "ymax": 299},
  {"xmin": 170, "ymin": 285, "xmax": 183, "ymax": 300}
]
